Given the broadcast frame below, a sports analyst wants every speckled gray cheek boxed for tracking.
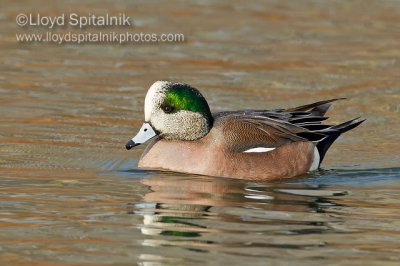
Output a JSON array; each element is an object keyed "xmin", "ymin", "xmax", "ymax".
[
  {"xmin": 151, "ymin": 110, "xmax": 209, "ymax": 141},
  {"xmin": 149, "ymin": 109, "xmax": 166, "ymax": 132}
]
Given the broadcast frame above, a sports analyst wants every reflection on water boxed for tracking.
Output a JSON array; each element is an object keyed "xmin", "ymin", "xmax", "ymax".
[
  {"xmin": 131, "ymin": 172, "xmax": 400, "ymax": 265},
  {"xmin": 2, "ymin": 168, "xmax": 399, "ymax": 265},
  {"xmin": 1, "ymin": 0, "xmax": 400, "ymax": 265}
]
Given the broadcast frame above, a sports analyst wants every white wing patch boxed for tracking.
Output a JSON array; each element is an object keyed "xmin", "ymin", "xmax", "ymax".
[{"xmin": 243, "ymin": 147, "xmax": 275, "ymax": 153}]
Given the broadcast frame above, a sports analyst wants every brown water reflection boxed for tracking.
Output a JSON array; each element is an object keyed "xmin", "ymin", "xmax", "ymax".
[
  {"xmin": 1, "ymin": 0, "xmax": 400, "ymax": 265},
  {"xmin": 134, "ymin": 173, "xmax": 400, "ymax": 265}
]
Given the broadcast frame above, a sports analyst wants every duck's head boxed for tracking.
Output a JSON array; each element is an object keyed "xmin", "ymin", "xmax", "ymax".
[{"xmin": 126, "ymin": 81, "xmax": 213, "ymax": 150}]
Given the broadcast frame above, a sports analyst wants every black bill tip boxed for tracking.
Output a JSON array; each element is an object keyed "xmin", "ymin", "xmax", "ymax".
[{"xmin": 125, "ymin": 140, "xmax": 140, "ymax": 150}]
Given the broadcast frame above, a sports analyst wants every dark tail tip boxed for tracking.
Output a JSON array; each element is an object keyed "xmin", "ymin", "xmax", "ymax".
[
  {"xmin": 316, "ymin": 117, "xmax": 365, "ymax": 165},
  {"xmin": 331, "ymin": 117, "xmax": 366, "ymax": 134}
]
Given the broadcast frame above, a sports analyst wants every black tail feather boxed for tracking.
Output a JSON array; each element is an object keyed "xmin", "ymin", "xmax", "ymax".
[
  {"xmin": 331, "ymin": 117, "xmax": 365, "ymax": 133},
  {"xmin": 286, "ymin": 98, "xmax": 346, "ymax": 116},
  {"xmin": 316, "ymin": 117, "xmax": 365, "ymax": 165}
]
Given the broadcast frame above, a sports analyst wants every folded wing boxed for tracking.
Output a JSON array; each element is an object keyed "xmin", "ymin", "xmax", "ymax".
[{"xmin": 214, "ymin": 98, "xmax": 365, "ymax": 165}]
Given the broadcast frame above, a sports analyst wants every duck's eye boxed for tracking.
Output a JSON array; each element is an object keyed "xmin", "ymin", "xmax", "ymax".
[{"xmin": 162, "ymin": 105, "xmax": 174, "ymax": 113}]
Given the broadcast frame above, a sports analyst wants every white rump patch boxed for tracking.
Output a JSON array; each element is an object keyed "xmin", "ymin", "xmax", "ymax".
[
  {"xmin": 243, "ymin": 147, "xmax": 275, "ymax": 153},
  {"xmin": 309, "ymin": 146, "xmax": 320, "ymax": 171}
]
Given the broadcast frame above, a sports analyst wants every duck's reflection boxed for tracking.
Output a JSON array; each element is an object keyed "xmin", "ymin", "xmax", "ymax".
[
  {"xmin": 136, "ymin": 174, "xmax": 226, "ymax": 239},
  {"xmin": 140, "ymin": 202, "xmax": 209, "ymax": 237},
  {"xmin": 131, "ymin": 174, "xmax": 348, "ymax": 265},
  {"xmin": 132, "ymin": 174, "xmax": 346, "ymax": 240}
]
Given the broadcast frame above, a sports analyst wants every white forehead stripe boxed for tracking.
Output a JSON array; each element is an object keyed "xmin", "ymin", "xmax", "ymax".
[
  {"xmin": 144, "ymin": 81, "xmax": 170, "ymax": 121},
  {"xmin": 243, "ymin": 147, "xmax": 275, "ymax": 153}
]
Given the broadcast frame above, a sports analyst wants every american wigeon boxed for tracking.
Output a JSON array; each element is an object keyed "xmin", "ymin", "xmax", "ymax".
[{"xmin": 126, "ymin": 81, "xmax": 364, "ymax": 180}]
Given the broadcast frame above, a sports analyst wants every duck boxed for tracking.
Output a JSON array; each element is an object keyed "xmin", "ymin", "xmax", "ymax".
[{"xmin": 125, "ymin": 81, "xmax": 365, "ymax": 180}]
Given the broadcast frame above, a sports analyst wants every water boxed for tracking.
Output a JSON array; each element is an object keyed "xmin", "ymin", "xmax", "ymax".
[{"xmin": 1, "ymin": 0, "xmax": 400, "ymax": 265}]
